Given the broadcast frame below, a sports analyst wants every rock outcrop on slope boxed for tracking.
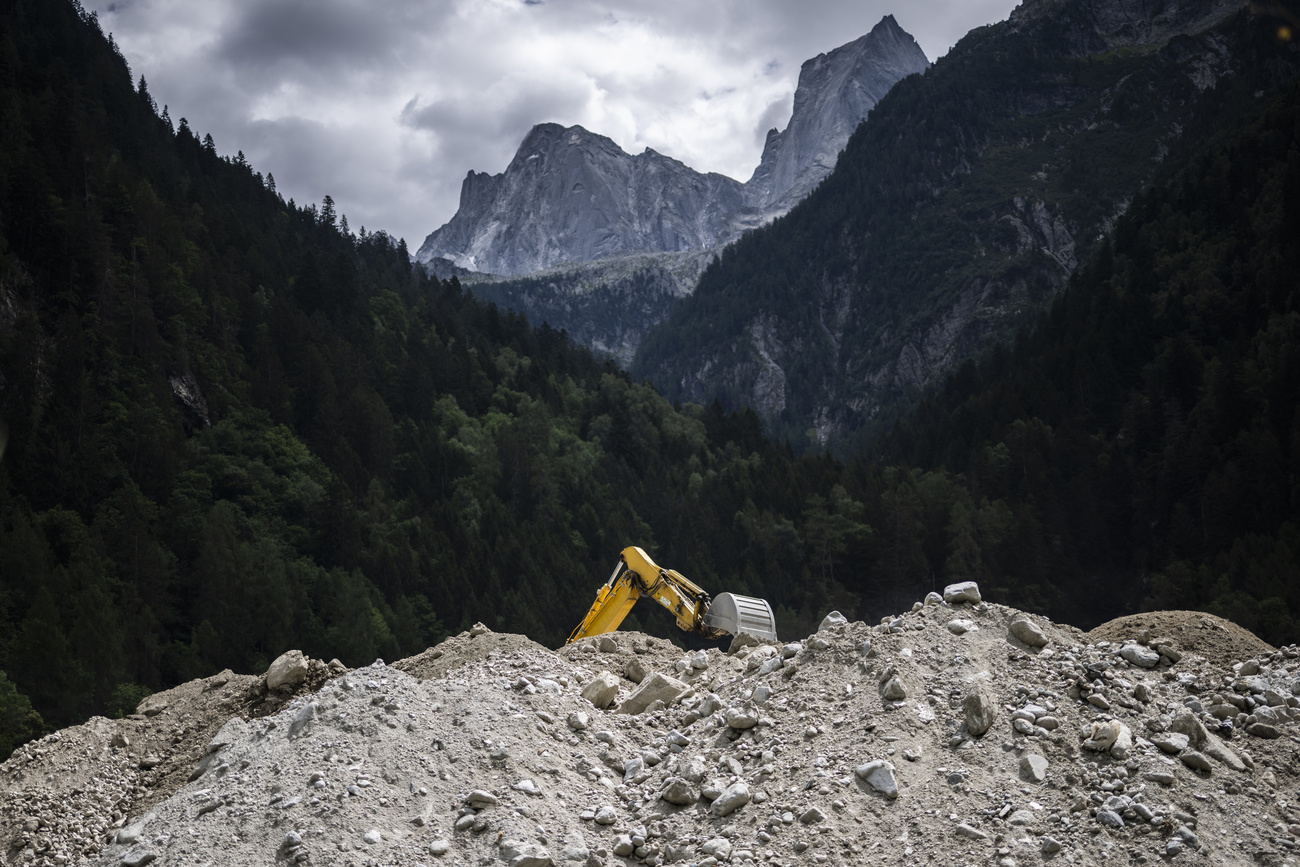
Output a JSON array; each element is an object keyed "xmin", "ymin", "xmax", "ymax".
[
  {"xmin": 743, "ymin": 15, "xmax": 929, "ymax": 219},
  {"xmin": 415, "ymin": 18, "xmax": 928, "ymax": 277},
  {"xmin": 5, "ymin": 591, "xmax": 1300, "ymax": 867}
]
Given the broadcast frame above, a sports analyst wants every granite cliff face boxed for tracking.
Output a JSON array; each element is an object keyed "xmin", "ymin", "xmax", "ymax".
[
  {"xmin": 415, "ymin": 17, "xmax": 928, "ymax": 278},
  {"xmin": 744, "ymin": 15, "xmax": 930, "ymax": 218},
  {"xmin": 416, "ymin": 125, "xmax": 746, "ymax": 276}
]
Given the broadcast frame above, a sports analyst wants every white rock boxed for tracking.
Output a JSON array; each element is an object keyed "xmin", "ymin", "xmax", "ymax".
[
  {"xmin": 1151, "ymin": 732, "xmax": 1190, "ymax": 754},
  {"xmin": 1019, "ymin": 754, "xmax": 1048, "ymax": 783},
  {"xmin": 1109, "ymin": 724, "xmax": 1134, "ymax": 760},
  {"xmin": 618, "ymin": 672, "xmax": 690, "ymax": 714},
  {"xmin": 265, "ymin": 650, "xmax": 308, "ymax": 690},
  {"xmin": 1119, "ymin": 644, "xmax": 1161, "ymax": 668},
  {"xmin": 466, "ymin": 789, "xmax": 499, "ymax": 808},
  {"xmin": 710, "ymin": 782, "xmax": 751, "ymax": 816},
  {"xmin": 855, "ymin": 760, "xmax": 899, "ymax": 798},
  {"xmin": 819, "ymin": 610, "xmax": 848, "ymax": 630},
  {"xmin": 580, "ymin": 671, "xmax": 620, "ymax": 709},
  {"xmin": 947, "ymin": 619, "xmax": 978, "ymax": 635},
  {"xmin": 1008, "ymin": 616, "xmax": 1049, "ymax": 648},
  {"xmin": 725, "ymin": 705, "xmax": 760, "ymax": 729},
  {"xmin": 567, "ymin": 711, "xmax": 589, "ymax": 731},
  {"xmin": 745, "ymin": 645, "xmax": 778, "ymax": 672},
  {"xmin": 701, "ymin": 838, "xmax": 733, "ymax": 860},
  {"xmin": 800, "ymin": 806, "xmax": 826, "ymax": 823},
  {"xmin": 943, "ymin": 581, "xmax": 982, "ymax": 604}
]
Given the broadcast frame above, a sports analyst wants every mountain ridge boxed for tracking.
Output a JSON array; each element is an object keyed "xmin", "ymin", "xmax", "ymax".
[
  {"xmin": 414, "ymin": 17, "xmax": 929, "ymax": 276},
  {"xmin": 632, "ymin": 0, "xmax": 1287, "ymax": 451},
  {"xmin": 745, "ymin": 14, "xmax": 930, "ymax": 217}
]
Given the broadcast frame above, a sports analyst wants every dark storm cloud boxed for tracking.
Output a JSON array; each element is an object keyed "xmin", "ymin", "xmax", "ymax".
[{"xmin": 215, "ymin": 0, "xmax": 433, "ymax": 82}]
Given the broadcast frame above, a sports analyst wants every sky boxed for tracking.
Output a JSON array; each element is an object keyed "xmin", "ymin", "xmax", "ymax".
[{"xmin": 88, "ymin": 0, "xmax": 1021, "ymax": 249}]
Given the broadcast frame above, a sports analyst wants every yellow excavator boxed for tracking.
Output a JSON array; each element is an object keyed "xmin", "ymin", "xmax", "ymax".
[{"xmin": 567, "ymin": 546, "xmax": 778, "ymax": 644}]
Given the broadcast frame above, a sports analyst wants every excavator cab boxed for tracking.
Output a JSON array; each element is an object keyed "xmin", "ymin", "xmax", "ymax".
[{"xmin": 567, "ymin": 546, "xmax": 778, "ymax": 644}]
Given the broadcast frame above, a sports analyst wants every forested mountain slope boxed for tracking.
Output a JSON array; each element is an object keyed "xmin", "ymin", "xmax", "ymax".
[
  {"xmin": 878, "ymin": 78, "xmax": 1300, "ymax": 649},
  {"xmin": 0, "ymin": 0, "xmax": 939, "ymax": 754},
  {"xmin": 0, "ymin": 1, "xmax": 848, "ymax": 742},
  {"xmin": 634, "ymin": 0, "xmax": 1298, "ymax": 452}
]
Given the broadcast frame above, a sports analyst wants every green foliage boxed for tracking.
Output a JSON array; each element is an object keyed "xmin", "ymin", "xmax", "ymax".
[
  {"xmin": 0, "ymin": 0, "xmax": 874, "ymax": 729},
  {"xmin": 0, "ymin": 672, "xmax": 44, "ymax": 761},
  {"xmin": 1, "ymin": 0, "xmax": 1297, "ymax": 743},
  {"xmin": 106, "ymin": 683, "xmax": 152, "ymax": 719},
  {"xmin": 878, "ymin": 83, "xmax": 1300, "ymax": 642}
]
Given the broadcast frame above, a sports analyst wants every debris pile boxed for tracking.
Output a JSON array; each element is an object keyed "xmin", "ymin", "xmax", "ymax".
[{"xmin": 4, "ymin": 589, "xmax": 1300, "ymax": 867}]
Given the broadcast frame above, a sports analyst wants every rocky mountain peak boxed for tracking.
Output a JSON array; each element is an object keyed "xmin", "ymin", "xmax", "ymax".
[
  {"xmin": 414, "ymin": 122, "xmax": 745, "ymax": 276},
  {"xmin": 415, "ymin": 20, "xmax": 929, "ymax": 276},
  {"xmin": 744, "ymin": 15, "xmax": 930, "ymax": 215}
]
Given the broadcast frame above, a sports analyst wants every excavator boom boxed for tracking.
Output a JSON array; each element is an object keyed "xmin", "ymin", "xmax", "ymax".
[{"xmin": 566, "ymin": 546, "xmax": 778, "ymax": 644}]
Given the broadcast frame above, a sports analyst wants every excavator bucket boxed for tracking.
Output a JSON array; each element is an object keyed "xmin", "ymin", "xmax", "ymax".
[{"xmin": 705, "ymin": 593, "xmax": 779, "ymax": 642}]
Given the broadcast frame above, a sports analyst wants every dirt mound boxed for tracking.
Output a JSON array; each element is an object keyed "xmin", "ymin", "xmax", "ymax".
[
  {"xmin": 1088, "ymin": 610, "xmax": 1274, "ymax": 668},
  {"xmin": 7, "ymin": 599, "xmax": 1300, "ymax": 867},
  {"xmin": 0, "ymin": 655, "xmax": 343, "ymax": 865},
  {"xmin": 392, "ymin": 623, "xmax": 558, "ymax": 680}
]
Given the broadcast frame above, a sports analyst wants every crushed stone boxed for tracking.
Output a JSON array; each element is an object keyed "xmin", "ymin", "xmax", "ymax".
[{"xmin": 4, "ymin": 602, "xmax": 1300, "ymax": 867}]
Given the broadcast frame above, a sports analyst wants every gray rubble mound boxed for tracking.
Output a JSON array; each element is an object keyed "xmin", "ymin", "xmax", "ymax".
[{"xmin": 5, "ymin": 588, "xmax": 1300, "ymax": 867}]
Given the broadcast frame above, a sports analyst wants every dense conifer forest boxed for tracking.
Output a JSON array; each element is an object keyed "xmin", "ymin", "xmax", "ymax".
[{"xmin": 0, "ymin": 0, "xmax": 1297, "ymax": 762}]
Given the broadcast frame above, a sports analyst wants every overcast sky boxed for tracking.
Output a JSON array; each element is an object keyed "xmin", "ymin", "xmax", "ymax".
[{"xmin": 88, "ymin": 0, "xmax": 1020, "ymax": 249}]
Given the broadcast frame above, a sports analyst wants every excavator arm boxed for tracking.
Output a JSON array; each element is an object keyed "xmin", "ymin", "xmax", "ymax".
[{"xmin": 566, "ymin": 546, "xmax": 777, "ymax": 644}]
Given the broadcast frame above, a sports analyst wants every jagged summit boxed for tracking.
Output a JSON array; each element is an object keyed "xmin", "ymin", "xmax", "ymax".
[
  {"xmin": 415, "ymin": 19, "xmax": 929, "ymax": 276},
  {"xmin": 745, "ymin": 15, "xmax": 930, "ymax": 215},
  {"xmin": 415, "ymin": 122, "xmax": 746, "ymax": 276}
]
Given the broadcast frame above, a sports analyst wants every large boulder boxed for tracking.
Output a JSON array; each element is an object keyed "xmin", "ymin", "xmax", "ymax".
[
  {"xmin": 1008, "ymin": 616, "xmax": 1049, "ymax": 648},
  {"xmin": 709, "ymin": 782, "xmax": 751, "ymax": 816},
  {"xmin": 818, "ymin": 611, "xmax": 849, "ymax": 631},
  {"xmin": 1119, "ymin": 644, "xmax": 1161, "ymax": 668},
  {"xmin": 617, "ymin": 672, "xmax": 689, "ymax": 715},
  {"xmin": 581, "ymin": 671, "xmax": 621, "ymax": 709},
  {"xmin": 265, "ymin": 650, "xmax": 308, "ymax": 691},
  {"xmin": 943, "ymin": 582, "xmax": 982, "ymax": 604}
]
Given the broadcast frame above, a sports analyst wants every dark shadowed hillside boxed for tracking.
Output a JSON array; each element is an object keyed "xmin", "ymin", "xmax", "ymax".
[{"xmin": 634, "ymin": 0, "xmax": 1298, "ymax": 452}]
